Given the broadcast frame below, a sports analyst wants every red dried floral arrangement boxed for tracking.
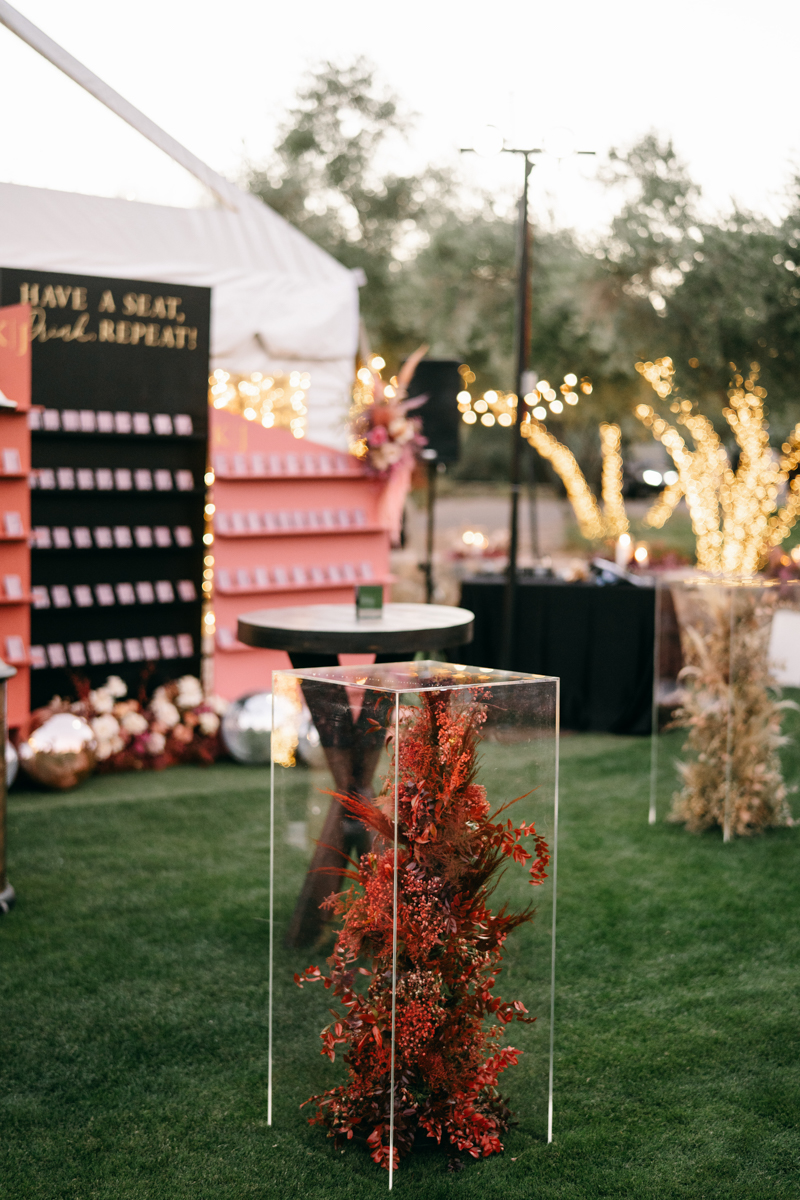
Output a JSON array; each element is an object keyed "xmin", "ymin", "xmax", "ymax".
[{"xmin": 295, "ymin": 688, "xmax": 550, "ymax": 1172}]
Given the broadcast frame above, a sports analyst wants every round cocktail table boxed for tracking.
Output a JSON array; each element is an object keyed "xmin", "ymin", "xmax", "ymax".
[
  {"xmin": 237, "ymin": 601, "xmax": 474, "ymax": 658},
  {"xmin": 237, "ymin": 602, "xmax": 475, "ymax": 945}
]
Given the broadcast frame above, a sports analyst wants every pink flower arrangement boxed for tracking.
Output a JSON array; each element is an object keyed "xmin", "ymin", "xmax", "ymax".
[{"xmin": 351, "ymin": 345, "xmax": 429, "ymax": 476}]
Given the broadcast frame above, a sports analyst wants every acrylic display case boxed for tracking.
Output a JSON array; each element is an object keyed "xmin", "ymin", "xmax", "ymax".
[
  {"xmin": 269, "ymin": 660, "xmax": 559, "ymax": 1185},
  {"xmin": 649, "ymin": 575, "xmax": 800, "ymax": 839}
]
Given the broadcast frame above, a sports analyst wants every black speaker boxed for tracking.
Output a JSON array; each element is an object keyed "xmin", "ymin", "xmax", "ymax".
[{"xmin": 405, "ymin": 358, "xmax": 461, "ymax": 465}]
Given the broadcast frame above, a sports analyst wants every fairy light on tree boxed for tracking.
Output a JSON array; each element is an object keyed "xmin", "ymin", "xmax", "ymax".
[
  {"xmin": 519, "ymin": 411, "xmax": 630, "ymax": 542},
  {"xmin": 634, "ymin": 357, "xmax": 800, "ymax": 574}
]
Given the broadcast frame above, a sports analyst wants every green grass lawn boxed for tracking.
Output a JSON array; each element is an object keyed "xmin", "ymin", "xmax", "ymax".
[{"xmin": 2, "ymin": 733, "xmax": 799, "ymax": 1199}]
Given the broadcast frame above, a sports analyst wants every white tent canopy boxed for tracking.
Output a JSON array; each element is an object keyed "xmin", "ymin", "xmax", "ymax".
[
  {"xmin": 0, "ymin": 1, "xmax": 359, "ymax": 448},
  {"xmin": 0, "ymin": 181, "xmax": 359, "ymax": 447}
]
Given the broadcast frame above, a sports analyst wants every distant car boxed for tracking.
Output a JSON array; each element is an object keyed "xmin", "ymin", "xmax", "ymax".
[{"xmin": 623, "ymin": 465, "xmax": 679, "ymax": 498}]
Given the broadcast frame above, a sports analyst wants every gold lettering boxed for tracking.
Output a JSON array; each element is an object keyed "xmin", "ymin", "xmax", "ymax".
[
  {"xmin": 158, "ymin": 325, "xmax": 175, "ymax": 348},
  {"xmin": 130, "ymin": 322, "xmax": 148, "ymax": 345},
  {"xmin": 66, "ymin": 313, "xmax": 95, "ymax": 342},
  {"xmin": 98, "ymin": 319, "xmax": 116, "ymax": 342},
  {"xmin": 28, "ymin": 308, "xmax": 97, "ymax": 343},
  {"xmin": 20, "ymin": 283, "xmax": 39, "ymax": 306},
  {"xmin": 187, "ymin": 327, "xmax": 197, "ymax": 350},
  {"xmin": 116, "ymin": 321, "xmax": 132, "ymax": 344},
  {"xmin": 98, "ymin": 290, "xmax": 116, "ymax": 313},
  {"xmin": 150, "ymin": 295, "xmax": 167, "ymax": 319},
  {"xmin": 40, "ymin": 285, "xmax": 57, "ymax": 308},
  {"xmin": 30, "ymin": 308, "xmax": 46, "ymax": 341},
  {"xmin": 174, "ymin": 325, "xmax": 187, "ymax": 349},
  {"xmin": 144, "ymin": 323, "xmax": 160, "ymax": 347},
  {"xmin": 122, "ymin": 293, "xmax": 138, "ymax": 317},
  {"xmin": 136, "ymin": 294, "xmax": 151, "ymax": 318},
  {"xmin": 71, "ymin": 287, "xmax": 87, "ymax": 311},
  {"xmin": 53, "ymin": 285, "xmax": 72, "ymax": 308},
  {"xmin": 165, "ymin": 296, "xmax": 182, "ymax": 320}
]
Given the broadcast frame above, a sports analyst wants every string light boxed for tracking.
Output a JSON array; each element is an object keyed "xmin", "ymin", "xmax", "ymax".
[
  {"xmin": 208, "ymin": 369, "xmax": 310, "ymax": 438},
  {"xmin": 348, "ymin": 365, "xmax": 377, "ymax": 457},
  {"xmin": 635, "ymin": 357, "xmax": 800, "ymax": 574},
  {"xmin": 456, "ymin": 364, "xmax": 589, "ymax": 430}
]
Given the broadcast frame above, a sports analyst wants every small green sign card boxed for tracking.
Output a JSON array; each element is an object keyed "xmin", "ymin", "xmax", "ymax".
[{"xmin": 356, "ymin": 584, "xmax": 383, "ymax": 618}]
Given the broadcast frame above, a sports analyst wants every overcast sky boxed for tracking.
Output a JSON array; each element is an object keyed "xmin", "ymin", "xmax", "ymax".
[{"xmin": 2, "ymin": 0, "xmax": 800, "ymax": 238}]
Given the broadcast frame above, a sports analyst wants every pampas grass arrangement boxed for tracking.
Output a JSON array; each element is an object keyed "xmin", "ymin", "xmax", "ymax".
[{"xmin": 669, "ymin": 580, "xmax": 796, "ymax": 839}]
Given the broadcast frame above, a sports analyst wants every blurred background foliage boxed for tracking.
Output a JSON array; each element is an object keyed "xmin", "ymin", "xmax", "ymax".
[{"xmin": 246, "ymin": 59, "xmax": 800, "ymax": 483}]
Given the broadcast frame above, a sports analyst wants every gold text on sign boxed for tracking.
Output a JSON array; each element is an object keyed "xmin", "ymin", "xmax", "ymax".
[
  {"xmin": 98, "ymin": 320, "xmax": 197, "ymax": 349},
  {"xmin": 17, "ymin": 282, "xmax": 197, "ymax": 350},
  {"xmin": 18, "ymin": 282, "xmax": 88, "ymax": 311}
]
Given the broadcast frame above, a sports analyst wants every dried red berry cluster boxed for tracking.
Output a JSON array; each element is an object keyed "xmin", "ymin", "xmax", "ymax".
[{"xmin": 295, "ymin": 687, "xmax": 549, "ymax": 1172}]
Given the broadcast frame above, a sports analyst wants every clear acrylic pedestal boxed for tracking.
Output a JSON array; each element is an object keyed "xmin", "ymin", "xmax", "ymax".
[
  {"xmin": 649, "ymin": 576, "xmax": 800, "ymax": 839},
  {"xmin": 269, "ymin": 661, "xmax": 559, "ymax": 1184}
]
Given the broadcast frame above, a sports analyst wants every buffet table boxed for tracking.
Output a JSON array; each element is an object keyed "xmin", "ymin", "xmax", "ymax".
[{"xmin": 460, "ymin": 575, "xmax": 656, "ymax": 734}]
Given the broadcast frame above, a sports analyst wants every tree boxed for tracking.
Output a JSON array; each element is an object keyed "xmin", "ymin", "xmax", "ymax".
[
  {"xmin": 245, "ymin": 58, "xmax": 454, "ymax": 361},
  {"xmin": 246, "ymin": 64, "xmax": 800, "ymax": 482},
  {"xmin": 582, "ymin": 135, "xmax": 800, "ymax": 439}
]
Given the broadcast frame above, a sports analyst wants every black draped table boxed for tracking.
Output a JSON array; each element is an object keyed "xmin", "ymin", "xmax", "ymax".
[{"xmin": 460, "ymin": 576, "xmax": 655, "ymax": 735}]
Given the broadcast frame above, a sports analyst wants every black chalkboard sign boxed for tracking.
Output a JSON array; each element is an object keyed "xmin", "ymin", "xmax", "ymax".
[{"xmin": 0, "ymin": 268, "xmax": 210, "ymax": 708}]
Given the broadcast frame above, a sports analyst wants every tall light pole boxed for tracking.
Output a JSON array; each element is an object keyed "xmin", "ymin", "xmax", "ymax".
[{"xmin": 462, "ymin": 128, "xmax": 594, "ymax": 668}]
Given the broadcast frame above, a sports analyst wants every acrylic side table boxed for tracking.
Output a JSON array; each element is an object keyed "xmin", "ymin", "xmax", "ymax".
[{"xmin": 237, "ymin": 603, "xmax": 475, "ymax": 945}]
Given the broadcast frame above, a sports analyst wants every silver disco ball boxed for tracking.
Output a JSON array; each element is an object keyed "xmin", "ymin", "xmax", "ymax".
[
  {"xmin": 18, "ymin": 712, "xmax": 96, "ymax": 789},
  {"xmin": 221, "ymin": 692, "xmax": 290, "ymax": 764},
  {"xmin": 6, "ymin": 739, "xmax": 18, "ymax": 788},
  {"xmin": 222, "ymin": 691, "xmax": 326, "ymax": 767}
]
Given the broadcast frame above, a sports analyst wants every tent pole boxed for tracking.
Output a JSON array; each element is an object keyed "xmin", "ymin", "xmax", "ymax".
[{"xmin": 0, "ymin": 0, "xmax": 241, "ymax": 212}]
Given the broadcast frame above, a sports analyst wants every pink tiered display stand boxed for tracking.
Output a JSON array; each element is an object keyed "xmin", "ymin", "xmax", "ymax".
[{"xmin": 210, "ymin": 407, "xmax": 393, "ymax": 699}]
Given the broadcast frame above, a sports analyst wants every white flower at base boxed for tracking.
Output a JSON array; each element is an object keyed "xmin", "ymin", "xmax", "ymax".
[
  {"xmin": 175, "ymin": 675, "xmax": 203, "ymax": 709},
  {"xmin": 198, "ymin": 711, "xmax": 220, "ymax": 735},
  {"xmin": 94, "ymin": 731, "xmax": 125, "ymax": 761},
  {"xmin": 89, "ymin": 688, "xmax": 114, "ymax": 715},
  {"xmin": 105, "ymin": 675, "xmax": 128, "ymax": 699},
  {"xmin": 92, "ymin": 713, "xmax": 120, "ymax": 740},
  {"xmin": 151, "ymin": 699, "xmax": 180, "ymax": 728},
  {"xmin": 206, "ymin": 694, "xmax": 229, "ymax": 716},
  {"xmin": 146, "ymin": 731, "xmax": 166, "ymax": 755},
  {"xmin": 120, "ymin": 711, "xmax": 148, "ymax": 735}
]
